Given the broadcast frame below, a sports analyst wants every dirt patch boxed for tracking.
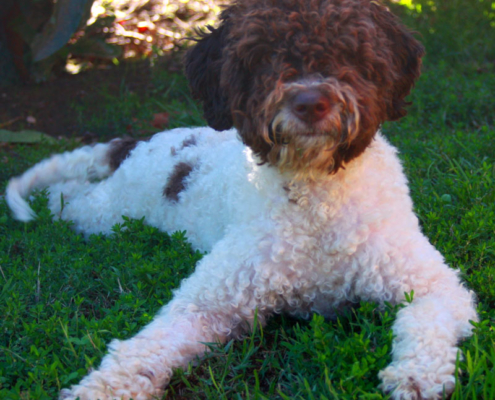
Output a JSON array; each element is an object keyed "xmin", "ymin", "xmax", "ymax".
[{"xmin": 0, "ymin": 55, "xmax": 183, "ymax": 139}]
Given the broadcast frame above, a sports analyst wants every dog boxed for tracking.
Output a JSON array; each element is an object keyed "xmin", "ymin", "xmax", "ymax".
[{"xmin": 6, "ymin": 0, "xmax": 477, "ymax": 399}]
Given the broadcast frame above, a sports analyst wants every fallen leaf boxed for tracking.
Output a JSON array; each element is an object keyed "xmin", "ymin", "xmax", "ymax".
[
  {"xmin": 0, "ymin": 129, "xmax": 56, "ymax": 144},
  {"xmin": 151, "ymin": 112, "xmax": 169, "ymax": 129}
]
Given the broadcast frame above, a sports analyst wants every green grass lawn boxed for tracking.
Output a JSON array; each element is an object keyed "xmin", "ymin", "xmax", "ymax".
[{"xmin": 1, "ymin": 1, "xmax": 495, "ymax": 399}]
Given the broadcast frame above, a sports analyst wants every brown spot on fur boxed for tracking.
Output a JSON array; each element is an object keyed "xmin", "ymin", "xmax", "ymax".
[
  {"xmin": 108, "ymin": 138, "xmax": 139, "ymax": 171},
  {"xmin": 163, "ymin": 162, "xmax": 194, "ymax": 202},
  {"xmin": 408, "ymin": 378, "xmax": 424, "ymax": 399},
  {"xmin": 170, "ymin": 135, "xmax": 197, "ymax": 158},
  {"xmin": 284, "ymin": 185, "xmax": 297, "ymax": 204},
  {"xmin": 181, "ymin": 135, "xmax": 197, "ymax": 149}
]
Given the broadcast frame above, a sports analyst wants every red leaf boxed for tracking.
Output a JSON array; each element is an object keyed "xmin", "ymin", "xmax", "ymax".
[{"xmin": 151, "ymin": 112, "xmax": 169, "ymax": 129}]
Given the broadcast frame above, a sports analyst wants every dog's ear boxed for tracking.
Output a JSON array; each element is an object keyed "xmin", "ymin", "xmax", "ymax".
[
  {"xmin": 370, "ymin": 2, "xmax": 425, "ymax": 121},
  {"xmin": 185, "ymin": 23, "xmax": 233, "ymax": 131}
]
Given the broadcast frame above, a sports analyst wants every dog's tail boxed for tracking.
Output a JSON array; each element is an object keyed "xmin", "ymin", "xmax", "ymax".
[{"xmin": 6, "ymin": 141, "xmax": 119, "ymax": 222}]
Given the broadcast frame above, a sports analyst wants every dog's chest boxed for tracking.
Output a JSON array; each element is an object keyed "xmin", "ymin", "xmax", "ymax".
[
  {"xmin": 250, "ymin": 143, "xmax": 417, "ymax": 316},
  {"xmin": 153, "ymin": 130, "xmax": 417, "ymax": 315},
  {"xmin": 255, "ymin": 180, "xmax": 368, "ymax": 314}
]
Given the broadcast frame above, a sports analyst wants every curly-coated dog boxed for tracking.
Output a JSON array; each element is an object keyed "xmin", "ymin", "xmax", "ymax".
[{"xmin": 6, "ymin": 0, "xmax": 477, "ymax": 399}]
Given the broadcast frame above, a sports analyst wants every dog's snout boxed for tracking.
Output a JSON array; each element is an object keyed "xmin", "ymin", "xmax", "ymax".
[{"xmin": 291, "ymin": 89, "xmax": 330, "ymax": 123}]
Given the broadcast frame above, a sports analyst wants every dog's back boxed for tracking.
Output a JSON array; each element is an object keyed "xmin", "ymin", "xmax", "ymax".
[{"xmin": 6, "ymin": 128, "xmax": 284, "ymax": 249}]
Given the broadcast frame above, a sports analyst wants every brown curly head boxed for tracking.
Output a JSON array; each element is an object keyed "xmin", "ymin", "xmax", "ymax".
[{"xmin": 185, "ymin": 0, "xmax": 424, "ymax": 179}]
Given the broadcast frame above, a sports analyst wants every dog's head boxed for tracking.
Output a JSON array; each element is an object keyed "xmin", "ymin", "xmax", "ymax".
[{"xmin": 185, "ymin": 0, "xmax": 424, "ymax": 179}]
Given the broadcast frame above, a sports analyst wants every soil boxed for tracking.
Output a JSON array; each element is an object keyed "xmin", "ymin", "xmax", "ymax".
[{"xmin": 0, "ymin": 55, "xmax": 183, "ymax": 139}]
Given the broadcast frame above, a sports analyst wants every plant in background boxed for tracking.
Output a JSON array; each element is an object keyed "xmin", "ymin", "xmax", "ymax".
[
  {"xmin": 388, "ymin": 0, "xmax": 495, "ymax": 64},
  {"xmin": 0, "ymin": 0, "xmax": 123, "ymax": 85},
  {"xmin": 0, "ymin": 0, "xmax": 220, "ymax": 85}
]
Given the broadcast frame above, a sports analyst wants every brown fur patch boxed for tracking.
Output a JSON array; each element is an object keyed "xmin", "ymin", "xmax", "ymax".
[
  {"xmin": 108, "ymin": 138, "xmax": 139, "ymax": 171},
  {"xmin": 284, "ymin": 185, "xmax": 298, "ymax": 204},
  {"xmin": 186, "ymin": 0, "xmax": 424, "ymax": 176},
  {"xmin": 163, "ymin": 162, "xmax": 194, "ymax": 202},
  {"xmin": 170, "ymin": 135, "xmax": 197, "ymax": 157},
  {"xmin": 181, "ymin": 135, "xmax": 197, "ymax": 149}
]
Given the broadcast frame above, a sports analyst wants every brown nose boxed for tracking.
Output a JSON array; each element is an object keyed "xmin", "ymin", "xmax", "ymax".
[{"xmin": 291, "ymin": 89, "xmax": 331, "ymax": 123}]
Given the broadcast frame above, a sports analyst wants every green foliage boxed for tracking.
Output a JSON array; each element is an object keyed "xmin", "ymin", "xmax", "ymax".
[
  {"xmin": 0, "ymin": 200, "xmax": 202, "ymax": 399},
  {"xmin": 389, "ymin": 0, "xmax": 495, "ymax": 65},
  {"xmin": 0, "ymin": 0, "xmax": 123, "ymax": 84},
  {"xmin": 72, "ymin": 71, "xmax": 204, "ymax": 139},
  {"xmin": 163, "ymin": 304, "xmax": 396, "ymax": 400}
]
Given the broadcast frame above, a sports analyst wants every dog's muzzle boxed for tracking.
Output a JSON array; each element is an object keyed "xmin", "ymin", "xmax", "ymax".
[
  {"xmin": 260, "ymin": 78, "xmax": 362, "ymax": 180},
  {"xmin": 290, "ymin": 88, "xmax": 332, "ymax": 124},
  {"xmin": 265, "ymin": 78, "xmax": 360, "ymax": 147}
]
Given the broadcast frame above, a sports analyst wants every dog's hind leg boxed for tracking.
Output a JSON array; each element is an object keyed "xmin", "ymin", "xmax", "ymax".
[{"xmin": 6, "ymin": 141, "xmax": 120, "ymax": 222}]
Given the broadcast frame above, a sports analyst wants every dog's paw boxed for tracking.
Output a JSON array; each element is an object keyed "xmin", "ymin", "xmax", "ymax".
[
  {"xmin": 58, "ymin": 368, "xmax": 165, "ymax": 400},
  {"xmin": 58, "ymin": 371, "xmax": 125, "ymax": 400},
  {"xmin": 59, "ymin": 386, "xmax": 113, "ymax": 400},
  {"xmin": 380, "ymin": 376, "xmax": 424, "ymax": 400},
  {"xmin": 379, "ymin": 364, "xmax": 455, "ymax": 400}
]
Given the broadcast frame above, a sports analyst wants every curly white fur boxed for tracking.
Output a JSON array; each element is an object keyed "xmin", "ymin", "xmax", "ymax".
[{"xmin": 6, "ymin": 127, "xmax": 477, "ymax": 400}]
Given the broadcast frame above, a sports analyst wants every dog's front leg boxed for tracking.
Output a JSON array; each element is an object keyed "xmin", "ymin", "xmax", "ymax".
[
  {"xmin": 60, "ymin": 228, "xmax": 271, "ymax": 400},
  {"xmin": 379, "ymin": 267, "xmax": 477, "ymax": 400},
  {"xmin": 59, "ymin": 310, "xmax": 227, "ymax": 400}
]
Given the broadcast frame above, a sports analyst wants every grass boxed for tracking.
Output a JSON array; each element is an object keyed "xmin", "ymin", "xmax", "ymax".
[
  {"xmin": 70, "ymin": 72, "xmax": 206, "ymax": 139},
  {"xmin": 1, "ymin": 1, "xmax": 495, "ymax": 399}
]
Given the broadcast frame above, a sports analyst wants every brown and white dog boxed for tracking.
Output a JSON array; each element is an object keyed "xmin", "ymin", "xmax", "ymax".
[{"xmin": 6, "ymin": 0, "xmax": 477, "ymax": 399}]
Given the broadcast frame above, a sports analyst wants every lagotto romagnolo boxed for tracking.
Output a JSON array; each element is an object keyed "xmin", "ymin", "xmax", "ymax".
[{"xmin": 6, "ymin": 0, "xmax": 477, "ymax": 399}]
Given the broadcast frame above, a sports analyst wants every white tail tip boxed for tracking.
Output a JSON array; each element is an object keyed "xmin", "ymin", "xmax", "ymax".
[{"xmin": 5, "ymin": 178, "xmax": 37, "ymax": 222}]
